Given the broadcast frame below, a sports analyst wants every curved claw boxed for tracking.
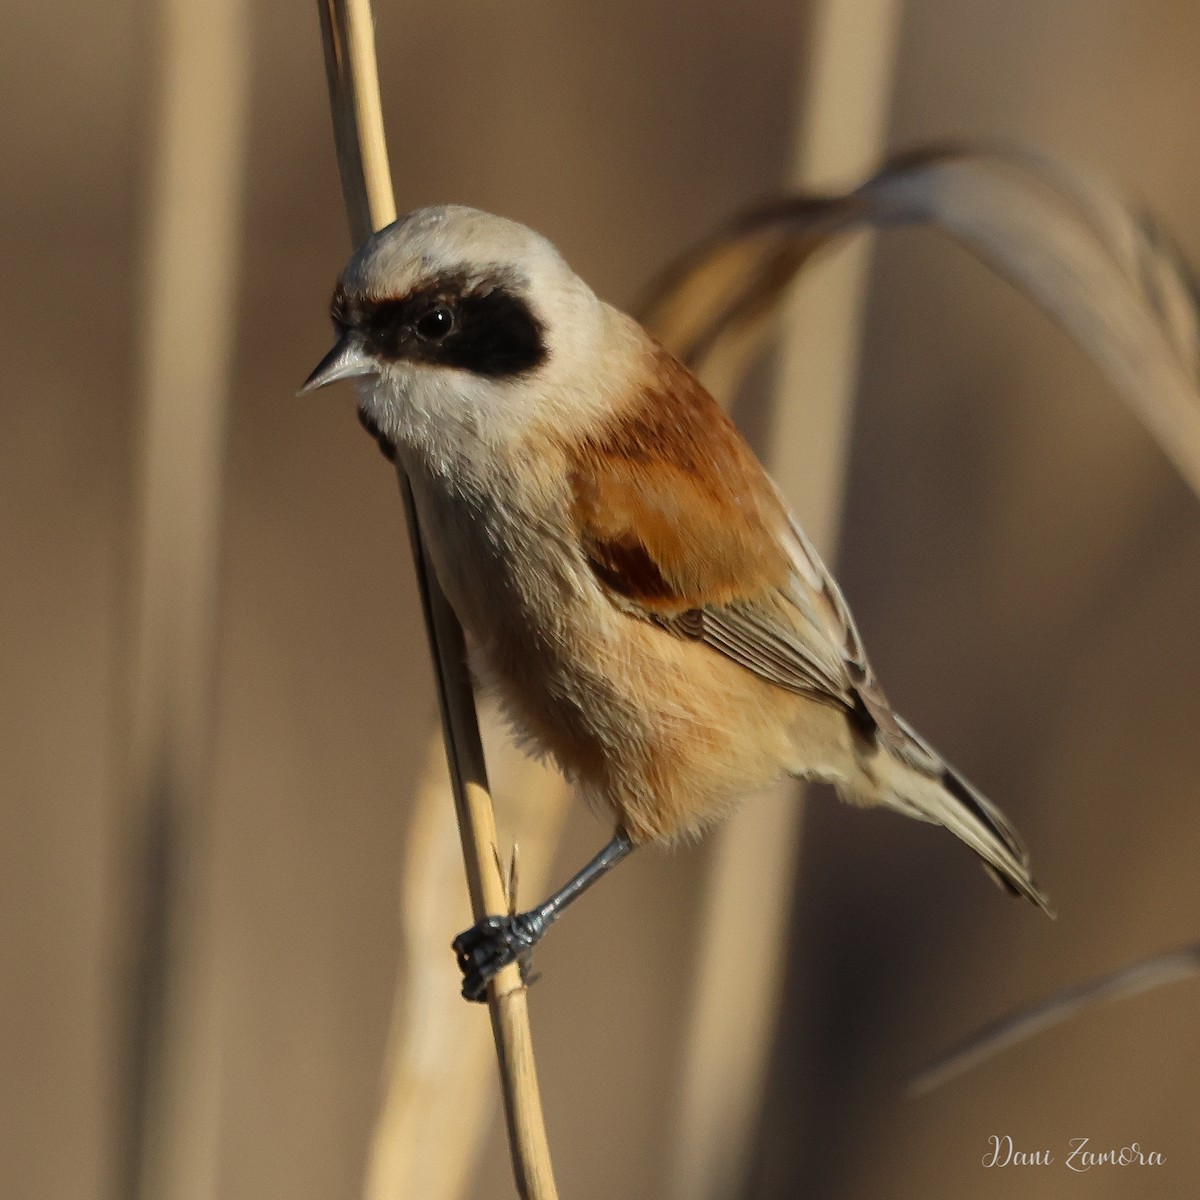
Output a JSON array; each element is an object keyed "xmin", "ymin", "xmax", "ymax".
[{"xmin": 452, "ymin": 912, "xmax": 543, "ymax": 1002}]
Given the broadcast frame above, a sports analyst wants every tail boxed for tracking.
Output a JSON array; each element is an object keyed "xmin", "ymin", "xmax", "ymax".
[{"xmin": 872, "ymin": 714, "xmax": 1054, "ymax": 917}]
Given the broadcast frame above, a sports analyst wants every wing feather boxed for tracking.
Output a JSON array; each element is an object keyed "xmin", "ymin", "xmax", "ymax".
[
  {"xmin": 567, "ymin": 344, "xmax": 865, "ymax": 714},
  {"xmin": 565, "ymin": 340, "xmax": 1046, "ymax": 909}
]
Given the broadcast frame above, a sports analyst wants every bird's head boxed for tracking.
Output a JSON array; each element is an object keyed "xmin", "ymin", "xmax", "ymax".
[{"xmin": 301, "ymin": 205, "xmax": 618, "ymax": 456}]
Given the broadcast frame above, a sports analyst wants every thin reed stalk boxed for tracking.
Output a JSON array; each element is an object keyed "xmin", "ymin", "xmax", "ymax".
[
  {"xmin": 364, "ymin": 709, "xmax": 571, "ymax": 1200},
  {"xmin": 659, "ymin": 2, "xmax": 903, "ymax": 1195},
  {"xmin": 314, "ymin": 3, "xmax": 558, "ymax": 1196},
  {"xmin": 118, "ymin": 0, "xmax": 249, "ymax": 1194},
  {"xmin": 911, "ymin": 939, "xmax": 1200, "ymax": 1095}
]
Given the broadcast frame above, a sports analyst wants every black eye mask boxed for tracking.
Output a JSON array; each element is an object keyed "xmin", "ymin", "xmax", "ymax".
[{"xmin": 337, "ymin": 268, "xmax": 548, "ymax": 380}]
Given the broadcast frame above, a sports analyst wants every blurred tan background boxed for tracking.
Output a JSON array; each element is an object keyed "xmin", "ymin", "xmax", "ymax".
[{"xmin": 3, "ymin": 1, "xmax": 1199, "ymax": 1199}]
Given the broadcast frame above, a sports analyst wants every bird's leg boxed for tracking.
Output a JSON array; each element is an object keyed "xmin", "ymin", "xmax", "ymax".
[{"xmin": 452, "ymin": 831, "xmax": 634, "ymax": 1002}]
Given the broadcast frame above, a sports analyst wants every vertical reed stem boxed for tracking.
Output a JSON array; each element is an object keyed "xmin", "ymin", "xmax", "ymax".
[
  {"xmin": 119, "ymin": 0, "xmax": 248, "ymax": 1194},
  {"xmin": 666, "ymin": 2, "xmax": 903, "ymax": 1195},
  {"xmin": 314, "ymin": 3, "xmax": 559, "ymax": 1196}
]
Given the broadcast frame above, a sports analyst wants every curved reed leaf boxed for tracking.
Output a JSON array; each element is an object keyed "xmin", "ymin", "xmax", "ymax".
[
  {"xmin": 909, "ymin": 941, "xmax": 1200, "ymax": 1096},
  {"xmin": 640, "ymin": 143, "xmax": 1200, "ymax": 1098},
  {"xmin": 639, "ymin": 144, "xmax": 1200, "ymax": 498}
]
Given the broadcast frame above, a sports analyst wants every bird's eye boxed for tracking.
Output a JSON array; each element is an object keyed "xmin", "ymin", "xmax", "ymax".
[{"xmin": 415, "ymin": 305, "xmax": 455, "ymax": 341}]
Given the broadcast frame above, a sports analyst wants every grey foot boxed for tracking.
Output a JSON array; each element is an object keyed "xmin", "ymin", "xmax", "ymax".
[{"xmin": 452, "ymin": 912, "xmax": 543, "ymax": 1003}]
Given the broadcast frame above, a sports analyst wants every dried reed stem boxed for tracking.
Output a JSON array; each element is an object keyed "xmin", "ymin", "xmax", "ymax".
[
  {"xmin": 910, "ymin": 940, "xmax": 1200, "ymax": 1096},
  {"xmin": 364, "ymin": 714, "xmax": 571, "ymax": 1200},
  {"xmin": 663, "ymin": 2, "xmax": 902, "ymax": 1195},
  {"xmin": 120, "ymin": 0, "xmax": 249, "ymax": 1194},
  {"xmin": 314, "ymin": 3, "xmax": 558, "ymax": 1197}
]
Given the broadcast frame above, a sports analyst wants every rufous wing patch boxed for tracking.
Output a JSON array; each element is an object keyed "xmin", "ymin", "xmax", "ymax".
[
  {"xmin": 567, "ymin": 345, "xmax": 793, "ymax": 614},
  {"xmin": 566, "ymin": 341, "xmax": 871, "ymax": 714}
]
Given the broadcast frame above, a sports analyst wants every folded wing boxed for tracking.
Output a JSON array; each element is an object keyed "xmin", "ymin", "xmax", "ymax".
[{"xmin": 565, "ymin": 344, "xmax": 1049, "ymax": 911}]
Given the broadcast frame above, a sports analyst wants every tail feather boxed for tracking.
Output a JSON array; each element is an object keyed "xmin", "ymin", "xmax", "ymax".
[{"xmin": 877, "ymin": 715, "xmax": 1054, "ymax": 916}]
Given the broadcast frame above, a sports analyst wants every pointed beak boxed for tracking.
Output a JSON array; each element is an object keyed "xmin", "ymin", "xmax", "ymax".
[{"xmin": 297, "ymin": 334, "xmax": 379, "ymax": 395}]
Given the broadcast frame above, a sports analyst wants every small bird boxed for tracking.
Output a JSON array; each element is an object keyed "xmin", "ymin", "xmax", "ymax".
[{"xmin": 302, "ymin": 205, "xmax": 1052, "ymax": 1001}]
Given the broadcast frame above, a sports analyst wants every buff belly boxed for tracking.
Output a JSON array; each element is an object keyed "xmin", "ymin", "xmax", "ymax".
[
  {"xmin": 475, "ymin": 600, "xmax": 863, "ymax": 845},
  {"xmin": 404, "ymin": 457, "xmax": 862, "ymax": 844}
]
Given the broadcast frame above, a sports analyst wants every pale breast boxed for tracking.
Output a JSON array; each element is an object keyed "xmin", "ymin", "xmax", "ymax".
[
  {"xmin": 391, "ymin": 343, "xmax": 855, "ymax": 842},
  {"xmin": 399, "ymin": 438, "xmax": 644, "ymax": 766}
]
